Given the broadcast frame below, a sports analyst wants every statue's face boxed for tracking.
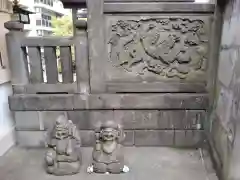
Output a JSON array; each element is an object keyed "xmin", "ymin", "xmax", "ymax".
[
  {"xmin": 55, "ymin": 116, "xmax": 69, "ymax": 140},
  {"xmin": 55, "ymin": 129, "xmax": 68, "ymax": 139},
  {"xmin": 101, "ymin": 128, "xmax": 118, "ymax": 141},
  {"xmin": 55, "ymin": 126, "xmax": 69, "ymax": 140}
]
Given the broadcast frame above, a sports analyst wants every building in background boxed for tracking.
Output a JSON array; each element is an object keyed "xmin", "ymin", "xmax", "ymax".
[{"xmin": 19, "ymin": 0, "xmax": 69, "ymax": 36}]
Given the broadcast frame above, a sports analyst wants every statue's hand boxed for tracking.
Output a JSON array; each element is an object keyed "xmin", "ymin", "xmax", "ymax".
[
  {"xmin": 87, "ymin": 165, "xmax": 94, "ymax": 174},
  {"xmin": 123, "ymin": 165, "xmax": 130, "ymax": 173}
]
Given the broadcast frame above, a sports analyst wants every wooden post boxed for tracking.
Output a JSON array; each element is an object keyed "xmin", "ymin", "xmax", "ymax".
[{"xmin": 5, "ymin": 21, "xmax": 29, "ymax": 85}]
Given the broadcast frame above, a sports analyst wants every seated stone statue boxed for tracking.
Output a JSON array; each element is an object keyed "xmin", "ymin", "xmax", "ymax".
[
  {"xmin": 87, "ymin": 121, "xmax": 129, "ymax": 174},
  {"xmin": 45, "ymin": 115, "xmax": 82, "ymax": 176}
]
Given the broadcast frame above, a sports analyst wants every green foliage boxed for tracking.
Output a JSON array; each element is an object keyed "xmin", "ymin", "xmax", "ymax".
[
  {"xmin": 51, "ymin": 15, "xmax": 75, "ymax": 73},
  {"xmin": 51, "ymin": 15, "xmax": 73, "ymax": 36}
]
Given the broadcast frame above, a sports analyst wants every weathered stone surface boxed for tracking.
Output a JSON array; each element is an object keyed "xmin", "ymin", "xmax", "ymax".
[
  {"xmin": 135, "ymin": 130, "xmax": 203, "ymax": 147},
  {"xmin": 15, "ymin": 112, "xmax": 40, "ymax": 130},
  {"xmin": 0, "ymin": 147, "xmax": 218, "ymax": 180},
  {"xmin": 174, "ymin": 130, "xmax": 203, "ymax": 147},
  {"xmin": 66, "ymin": 110, "xmax": 204, "ymax": 131},
  {"xmin": 89, "ymin": 120, "xmax": 127, "ymax": 174},
  {"xmin": 9, "ymin": 94, "xmax": 209, "ymax": 111},
  {"xmin": 79, "ymin": 131, "xmax": 95, "ymax": 147},
  {"xmin": 16, "ymin": 131, "xmax": 47, "ymax": 147},
  {"xmin": 218, "ymin": 49, "xmax": 236, "ymax": 88},
  {"xmin": 211, "ymin": 116, "xmax": 233, "ymax": 179},
  {"xmin": 106, "ymin": 82, "xmax": 207, "ymax": 93},
  {"xmin": 9, "ymin": 94, "xmax": 75, "ymax": 111},
  {"xmin": 107, "ymin": 16, "xmax": 210, "ymax": 82},
  {"xmin": 134, "ymin": 130, "xmax": 174, "ymax": 146},
  {"xmin": 221, "ymin": 14, "xmax": 240, "ymax": 47},
  {"xmin": 159, "ymin": 110, "xmax": 205, "ymax": 130},
  {"xmin": 115, "ymin": 110, "xmax": 159, "ymax": 130},
  {"xmin": 215, "ymin": 87, "xmax": 233, "ymax": 128},
  {"xmin": 45, "ymin": 115, "xmax": 82, "ymax": 176},
  {"xmin": 104, "ymin": 3, "xmax": 214, "ymax": 13},
  {"xmin": 67, "ymin": 111, "xmax": 91, "ymax": 130},
  {"xmin": 40, "ymin": 111, "xmax": 67, "ymax": 130},
  {"xmin": 124, "ymin": 131, "xmax": 134, "ymax": 146},
  {"xmin": 87, "ymin": 94, "xmax": 209, "ymax": 110},
  {"xmin": 17, "ymin": 129, "xmax": 195, "ymax": 147}
]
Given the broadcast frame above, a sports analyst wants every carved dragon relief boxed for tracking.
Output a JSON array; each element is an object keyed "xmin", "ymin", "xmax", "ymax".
[{"xmin": 108, "ymin": 17, "xmax": 209, "ymax": 80}]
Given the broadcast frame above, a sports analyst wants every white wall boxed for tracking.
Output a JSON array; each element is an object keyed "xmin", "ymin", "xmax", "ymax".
[
  {"xmin": 0, "ymin": 11, "xmax": 15, "ymax": 156},
  {"xmin": 0, "ymin": 83, "xmax": 14, "ymax": 156}
]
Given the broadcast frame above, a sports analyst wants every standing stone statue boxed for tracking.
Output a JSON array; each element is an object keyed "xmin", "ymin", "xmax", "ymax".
[
  {"xmin": 45, "ymin": 115, "xmax": 82, "ymax": 176},
  {"xmin": 87, "ymin": 121, "xmax": 129, "ymax": 174}
]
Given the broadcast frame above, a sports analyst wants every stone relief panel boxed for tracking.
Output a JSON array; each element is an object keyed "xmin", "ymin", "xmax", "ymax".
[{"xmin": 107, "ymin": 16, "xmax": 210, "ymax": 81}]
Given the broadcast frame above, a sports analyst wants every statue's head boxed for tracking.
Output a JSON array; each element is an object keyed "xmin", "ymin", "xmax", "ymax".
[
  {"xmin": 54, "ymin": 115, "xmax": 69, "ymax": 140},
  {"xmin": 98, "ymin": 121, "xmax": 124, "ymax": 142}
]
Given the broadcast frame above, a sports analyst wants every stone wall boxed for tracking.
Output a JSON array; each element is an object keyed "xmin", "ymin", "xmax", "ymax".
[
  {"xmin": 209, "ymin": 0, "xmax": 240, "ymax": 179},
  {"xmin": 15, "ymin": 110, "xmax": 204, "ymax": 147}
]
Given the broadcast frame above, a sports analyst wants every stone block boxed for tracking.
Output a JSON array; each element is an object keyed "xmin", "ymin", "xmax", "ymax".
[
  {"xmin": 9, "ymin": 94, "xmax": 74, "ymax": 111},
  {"xmin": 216, "ymin": 88, "xmax": 233, "ymax": 128},
  {"xmin": 60, "ymin": 110, "xmax": 205, "ymax": 131},
  {"xmin": 174, "ymin": 130, "xmax": 203, "ymax": 147},
  {"xmin": 115, "ymin": 110, "xmax": 159, "ymax": 130},
  {"xmin": 68, "ymin": 111, "xmax": 116, "ymax": 130},
  {"xmin": 16, "ymin": 130, "xmax": 95, "ymax": 147},
  {"xmin": 79, "ymin": 130, "xmax": 95, "ymax": 147},
  {"xmin": 134, "ymin": 130, "xmax": 174, "ymax": 146},
  {"xmin": 211, "ymin": 117, "xmax": 232, "ymax": 172},
  {"xmin": 16, "ymin": 131, "xmax": 46, "ymax": 147},
  {"xmin": 15, "ymin": 112, "xmax": 40, "ymax": 130},
  {"xmin": 218, "ymin": 50, "xmax": 235, "ymax": 88},
  {"xmin": 123, "ymin": 130, "xmax": 134, "ymax": 146},
  {"xmin": 159, "ymin": 110, "xmax": 204, "ymax": 130},
  {"xmin": 67, "ymin": 111, "xmax": 91, "ymax": 130},
  {"xmin": 40, "ymin": 111, "xmax": 67, "ymax": 130},
  {"xmin": 9, "ymin": 94, "xmax": 209, "ymax": 111},
  {"xmin": 90, "ymin": 111, "xmax": 115, "ymax": 129},
  {"xmin": 233, "ymin": 54, "xmax": 240, "ymax": 80}
]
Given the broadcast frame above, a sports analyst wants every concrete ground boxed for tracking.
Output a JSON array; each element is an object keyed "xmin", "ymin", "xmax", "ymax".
[{"xmin": 0, "ymin": 147, "xmax": 218, "ymax": 180}]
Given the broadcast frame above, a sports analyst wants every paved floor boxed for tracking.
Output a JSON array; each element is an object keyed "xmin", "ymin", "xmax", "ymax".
[{"xmin": 0, "ymin": 147, "xmax": 218, "ymax": 180}]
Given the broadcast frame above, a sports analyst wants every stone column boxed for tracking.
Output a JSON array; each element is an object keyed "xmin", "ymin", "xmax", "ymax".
[
  {"xmin": 4, "ymin": 21, "xmax": 28, "ymax": 85},
  {"xmin": 74, "ymin": 19, "xmax": 89, "ymax": 94}
]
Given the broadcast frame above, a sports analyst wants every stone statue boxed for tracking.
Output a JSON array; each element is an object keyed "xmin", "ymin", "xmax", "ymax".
[
  {"xmin": 45, "ymin": 115, "xmax": 82, "ymax": 176},
  {"xmin": 87, "ymin": 121, "xmax": 129, "ymax": 174}
]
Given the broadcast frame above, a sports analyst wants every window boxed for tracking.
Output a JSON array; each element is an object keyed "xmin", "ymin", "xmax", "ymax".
[
  {"xmin": 36, "ymin": 20, "xmax": 42, "ymax": 26},
  {"xmin": 37, "ymin": 30, "xmax": 44, "ymax": 36},
  {"xmin": 36, "ymin": 30, "xmax": 52, "ymax": 36},
  {"xmin": 40, "ymin": 13, "xmax": 52, "ymax": 27},
  {"xmin": 42, "ymin": 19, "xmax": 46, "ymax": 26},
  {"xmin": 43, "ymin": 30, "xmax": 52, "ymax": 36},
  {"xmin": 36, "ymin": 0, "xmax": 54, "ymax": 6},
  {"xmin": 35, "ymin": 7, "xmax": 41, "ymax": 13}
]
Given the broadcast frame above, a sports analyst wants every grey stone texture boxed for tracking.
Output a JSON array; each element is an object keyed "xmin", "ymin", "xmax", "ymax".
[
  {"xmin": 16, "ymin": 110, "xmax": 205, "ymax": 131},
  {"xmin": 90, "ymin": 121, "xmax": 126, "ymax": 174},
  {"xmin": 0, "ymin": 147, "xmax": 218, "ymax": 180},
  {"xmin": 209, "ymin": 1, "xmax": 240, "ymax": 180},
  {"xmin": 15, "ymin": 110, "xmax": 205, "ymax": 147},
  {"xmin": 15, "ymin": 112, "xmax": 40, "ymax": 130},
  {"xmin": 16, "ymin": 129, "xmax": 203, "ymax": 148},
  {"xmin": 45, "ymin": 115, "xmax": 82, "ymax": 176},
  {"xmin": 9, "ymin": 94, "xmax": 209, "ymax": 111},
  {"xmin": 6, "ymin": 1, "xmax": 214, "ymax": 173}
]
